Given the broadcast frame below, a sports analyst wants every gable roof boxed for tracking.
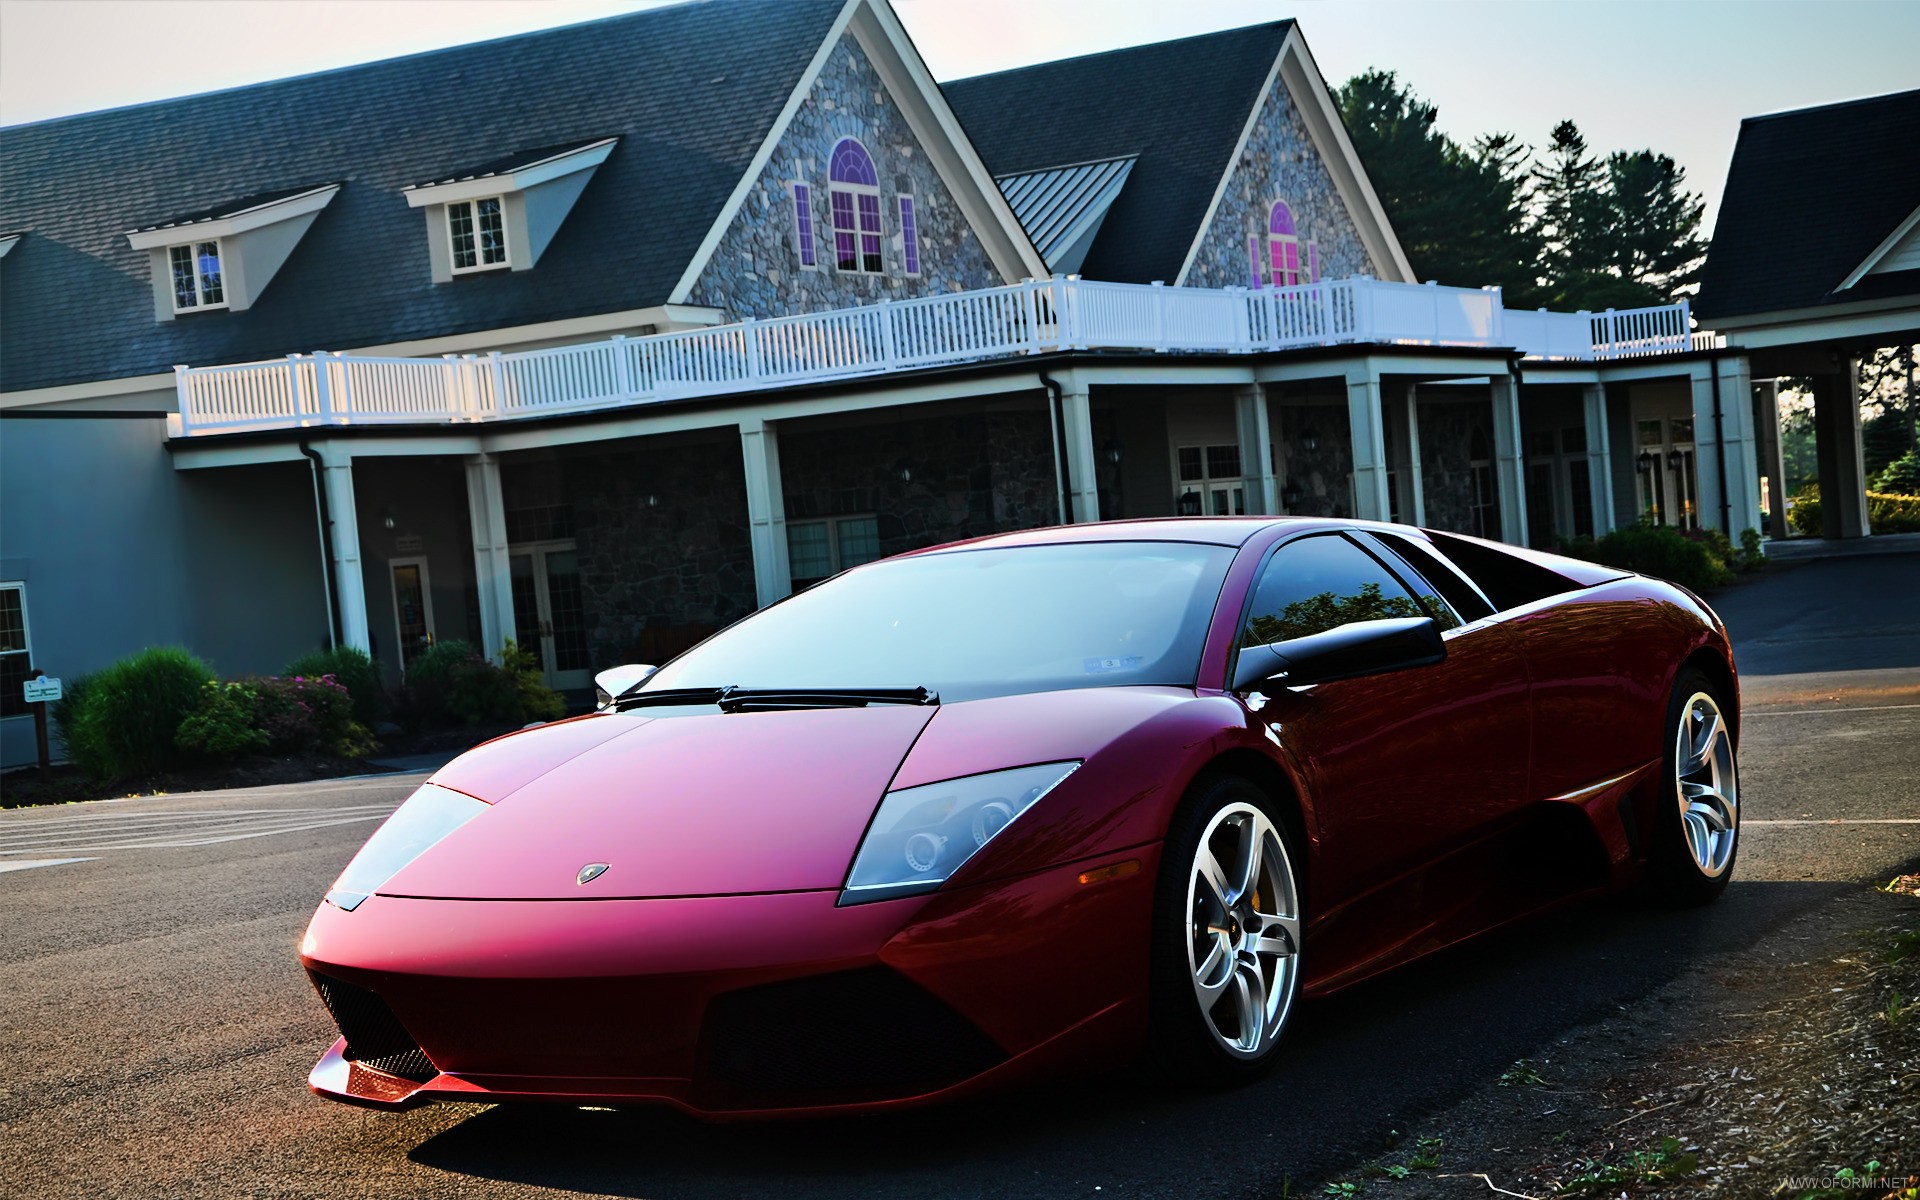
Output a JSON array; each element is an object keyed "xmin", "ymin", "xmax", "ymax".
[
  {"xmin": 1695, "ymin": 87, "xmax": 1920, "ymax": 322},
  {"xmin": 995, "ymin": 155, "xmax": 1137, "ymax": 272},
  {"xmin": 944, "ymin": 23, "xmax": 1294, "ymax": 285},
  {"xmin": 0, "ymin": 0, "xmax": 844, "ymax": 394}
]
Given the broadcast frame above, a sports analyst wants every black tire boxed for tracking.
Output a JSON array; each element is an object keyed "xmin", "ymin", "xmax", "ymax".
[
  {"xmin": 1650, "ymin": 667, "xmax": 1740, "ymax": 906},
  {"xmin": 1147, "ymin": 772, "xmax": 1303, "ymax": 1086}
]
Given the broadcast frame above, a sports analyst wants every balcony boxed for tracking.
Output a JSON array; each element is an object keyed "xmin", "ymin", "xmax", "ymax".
[{"xmin": 171, "ymin": 276, "xmax": 1709, "ymax": 437}]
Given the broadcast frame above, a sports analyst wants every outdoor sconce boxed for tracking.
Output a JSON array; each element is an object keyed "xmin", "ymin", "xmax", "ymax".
[
  {"xmin": 1667, "ymin": 448, "xmax": 1686, "ymax": 471},
  {"xmin": 381, "ymin": 507, "xmax": 397, "ymax": 531},
  {"xmin": 645, "ymin": 493, "xmax": 659, "ymax": 509},
  {"xmin": 1300, "ymin": 426, "xmax": 1320, "ymax": 452},
  {"xmin": 1103, "ymin": 439, "xmax": 1124, "ymax": 466},
  {"xmin": 1177, "ymin": 490, "xmax": 1202, "ymax": 516},
  {"xmin": 1636, "ymin": 451, "xmax": 1656, "ymax": 474},
  {"xmin": 1281, "ymin": 481, "xmax": 1304, "ymax": 508}
]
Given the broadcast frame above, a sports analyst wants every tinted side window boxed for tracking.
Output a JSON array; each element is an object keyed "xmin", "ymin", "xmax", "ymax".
[
  {"xmin": 1424, "ymin": 531, "xmax": 1577, "ymax": 612},
  {"xmin": 1240, "ymin": 535, "xmax": 1425, "ymax": 649},
  {"xmin": 1368, "ymin": 532, "xmax": 1494, "ymax": 624}
]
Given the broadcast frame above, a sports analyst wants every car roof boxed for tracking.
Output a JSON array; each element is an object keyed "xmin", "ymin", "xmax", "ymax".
[{"xmin": 900, "ymin": 516, "xmax": 1347, "ymax": 557}]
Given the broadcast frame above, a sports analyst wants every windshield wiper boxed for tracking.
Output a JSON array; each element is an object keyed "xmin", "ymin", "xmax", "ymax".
[{"xmin": 613, "ymin": 685, "xmax": 938, "ymax": 713}]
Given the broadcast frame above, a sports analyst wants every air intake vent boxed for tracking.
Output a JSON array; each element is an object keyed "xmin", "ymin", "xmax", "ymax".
[
  {"xmin": 308, "ymin": 972, "xmax": 438, "ymax": 1084},
  {"xmin": 702, "ymin": 966, "xmax": 1005, "ymax": 1103}
]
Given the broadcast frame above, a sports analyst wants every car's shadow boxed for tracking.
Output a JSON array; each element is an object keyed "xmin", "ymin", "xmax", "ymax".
[{"xmin": 407, "ymin": 879, "xmax": 1849, "ymax": 1199}]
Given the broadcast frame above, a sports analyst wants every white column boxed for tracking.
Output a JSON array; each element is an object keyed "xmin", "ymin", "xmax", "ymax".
[
  {"xmin": 1234, "ymin": 384, "xmax": 1278, "ymax": 515},
  {"xmin": 1488, "ymin": 374, "xmax": 1529, "ymax": 545},
  {"xmin": 1059, "ymin": 379, "xmax": 1100, "ymax": 522},
  {"xmin": 1716, "ymin": 355, "xmax": 1762, "ymax": 537},
  {"xmin": 1581, "ymin": 382, "xmax": 1616, "ymax": 535},
  {"xmin": 1753, "ymin": 379, "xmax": 1789, "ymax": 540},
  {"xmin": 740, "ymin": 417, "xmax": 792, "ymax": 606},
  {"xmin": 1813, "ymin": 370, "xmax": 1872, "ymax": 538},
  {"xmin": 319, "ymin": 451, "xmax": 371, "ymax": 654},
  {"xmin": 464, "ymin": 453, "xmax": 516, "ymax": 661},
  {"xmin": 1345, "ymin": 363, "xmax": 1391, "ymax": 521},
  {"xmin": 1388, "ymin": 382, "xmax": 1425, "ymax": 526}
]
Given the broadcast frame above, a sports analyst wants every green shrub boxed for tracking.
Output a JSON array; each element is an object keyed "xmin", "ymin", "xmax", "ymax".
[
  {"xmin": 1561, "ymin": 522, "xmax": 1735, "ymax": 593},
  {"xmin": 284, "ymin": 646, "xmax": 386, "ymax": 726},
  {"xmin": 252, "ymin": 673, "xmax": 375, "ymax": 756},
  {"xmin": 57, "ymin": 647, "xmax": 214, "ymax": 779},
  {"xmin": 402, "ymin": 639, "xmax": 565, "ymax": 727},
  {"xmin": 1738, "ymin": 527, "xmax": 1766, "ymax": 569},
  {"xmin": 176, "ymin": 680, "xmax": 268, "ymax": 759},
  {"xmin": 1875, "ymin": 449, "xmax": 1919, "ymax": 494},
  {"xmin": 1788, "ymin": 484, "xmax": 1920, "ymax": 536},
  {"xmin": 51, "ymin": 674, "xmax": 106, "ymax": 773},
  {"xmin": 1788, "ymin": 486, "xmax": 1822, "ymax": 537}
]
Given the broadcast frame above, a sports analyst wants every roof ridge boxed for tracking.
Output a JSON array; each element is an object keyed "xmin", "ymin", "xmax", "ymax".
[
  {"xmin": 0, "ymin": 0, "xmax": 725, "ymax": 133},
  {"xmin": 1739, "ymin": 85, "xmax": 1920, "ymax": 126},
  {"xmin": 945, "ymin": 19, "xmax": 1294, "ymax": 86}
]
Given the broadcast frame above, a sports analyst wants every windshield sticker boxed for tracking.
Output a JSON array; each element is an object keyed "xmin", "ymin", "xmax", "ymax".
[{"xmin": 1084, "ymin": 656, "xmax": 1143, "ymax": 673}]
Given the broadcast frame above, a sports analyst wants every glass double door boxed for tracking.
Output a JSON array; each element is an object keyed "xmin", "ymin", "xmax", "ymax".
[{"xmin": 510, "ymin": 541, "xmax": 590, "ymax": 690}]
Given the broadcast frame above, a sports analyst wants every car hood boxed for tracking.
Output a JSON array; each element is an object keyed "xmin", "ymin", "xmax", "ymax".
[{"xmin": 380, "ymin": 705, "xmax": 937, "ymax": 901}]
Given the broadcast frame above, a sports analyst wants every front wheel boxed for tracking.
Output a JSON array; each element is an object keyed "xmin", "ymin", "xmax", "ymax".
[
  {"xmin": 1148, "ymin": 774, "xmax": 1303, "ymax": 1085},
  {"xmin": 1651, "ymin": 669, "xmax": 1740, "ymax": 905}
]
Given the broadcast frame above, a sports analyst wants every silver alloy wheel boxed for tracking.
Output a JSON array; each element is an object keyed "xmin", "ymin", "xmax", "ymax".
[
  {"xmin": 1675, "ymin": 690, "xmax": 1739, "ymax": 877},
  {"xmin": 1184, "ymin": 801, "xmax": 1301, "ymax": 1059}
]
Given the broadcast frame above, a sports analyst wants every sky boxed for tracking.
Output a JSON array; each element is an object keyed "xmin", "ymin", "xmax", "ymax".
[{"xmin": 2, "ymin": 0, "xmax": 1917, "ymax": 234}]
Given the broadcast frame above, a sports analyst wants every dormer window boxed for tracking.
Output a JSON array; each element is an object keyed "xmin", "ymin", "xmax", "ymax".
[
  {"xmin": 168, "ymin": 241, "xmax": 226, "ymax": 311},
  {"xmin": 404, "ymin": 138, "xmax": 617, "ymax": 283},
  {"xmin": 126, "ymin": 184, "xmax": 339, "ymax": 321},
  {"xmin": 448, "ymin": 197, "xmax": 508, "ymax": 273}
]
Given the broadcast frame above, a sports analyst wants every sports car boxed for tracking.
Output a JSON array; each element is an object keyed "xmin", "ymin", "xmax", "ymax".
[{"xmin": 301, "ymin": 516, "xmax": 1741, "ymax": 1118}]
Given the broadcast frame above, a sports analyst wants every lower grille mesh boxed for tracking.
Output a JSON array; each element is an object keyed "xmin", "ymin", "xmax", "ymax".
[
  {"xmin": 309, "ymin": 972, "xmax": 438, "ymax": 1084},
  {"xmin": 702, "ymin": 966, "xmax": 1005, "ymax": 1101}
]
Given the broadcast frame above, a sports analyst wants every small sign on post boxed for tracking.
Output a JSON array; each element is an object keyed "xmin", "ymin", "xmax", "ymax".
[{"xmin": 24, "ymin": 671, "xmax": 60, "ymax": 783}]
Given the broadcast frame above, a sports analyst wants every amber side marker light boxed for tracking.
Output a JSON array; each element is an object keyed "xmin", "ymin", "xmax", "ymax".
[{"xmin": 1078, "ymin": 860, "xmax": 1141, "ymax": 886}]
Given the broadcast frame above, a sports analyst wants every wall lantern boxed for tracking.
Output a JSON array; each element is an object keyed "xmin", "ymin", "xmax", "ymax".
[
  {"xmin": 1177, "ymin": 490, "xmax": 1202, "ymax": 516},
  {"xmin": 1666, "ymin": 448, "xmax": 1686, "ymax": 471},
  {"xmin": 1103, "ymin": 439, "xmax": 1124, "ymax": 466},
  {"xmin": 381, "ymin": 507, "xmax": 397, "ymax": 531},
  {"xmin": 1300, "ymin": 426, "xmax": 1320, "ymax": 453},
  {"xmin": 1636, "ymin": 450, "xmax": 1656, "ymax": 474}
]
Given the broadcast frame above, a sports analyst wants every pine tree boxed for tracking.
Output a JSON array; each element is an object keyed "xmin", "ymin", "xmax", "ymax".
[{"xmin": 1602, "ymin": 150, "xmax": 1708, "ymax": 301}]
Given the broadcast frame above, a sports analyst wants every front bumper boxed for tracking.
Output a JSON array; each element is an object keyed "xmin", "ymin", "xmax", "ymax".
[{"xmin": 301, "ymin": 845, "xmax": 1159, "ymax": 1119}]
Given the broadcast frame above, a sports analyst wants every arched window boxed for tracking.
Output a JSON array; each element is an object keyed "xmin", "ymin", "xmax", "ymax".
[
  {"xmin": 829, "ymin": 138, "xmax": 883, "ymax": 274},
  {"xmin": 1269, "ymin": 201, "xmax": 1301, "ymax": 287}
]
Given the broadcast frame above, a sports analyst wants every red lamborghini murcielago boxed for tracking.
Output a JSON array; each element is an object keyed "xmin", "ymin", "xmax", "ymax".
[{"xmin": 301, "ymin": 517, "xmax": 1740, "ymax": 1119}]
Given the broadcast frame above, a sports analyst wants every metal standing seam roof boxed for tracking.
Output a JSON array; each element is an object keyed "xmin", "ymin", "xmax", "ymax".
[{"xmin": 994, "ymin": 156, "xmax": 1137, "ymax": 270}]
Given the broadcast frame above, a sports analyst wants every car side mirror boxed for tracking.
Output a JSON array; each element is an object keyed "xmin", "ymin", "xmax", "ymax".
[
  {"xmin": 594, "ymin": 663, "xmax": 657, "ymax": 709},
  {"xmin": 1231, "ymin": 616, "xmax": 1445, "ymax": 692}
]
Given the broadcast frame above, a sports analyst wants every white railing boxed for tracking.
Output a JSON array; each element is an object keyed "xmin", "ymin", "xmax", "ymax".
[{"xmin": 173, "ymin": 276, "xmax": 1699, "ymax": 435}]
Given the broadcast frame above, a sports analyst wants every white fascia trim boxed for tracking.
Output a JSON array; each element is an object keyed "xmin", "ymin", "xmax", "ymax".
[
  {"xmin": 1835, "ymin": 201, "xmax": 1920, "ymax": 291},
  {"xmin": 849, "ymin": 0, "xmax": 1050, "ymax": 284},
  {"xmin": 666, "ymin": 0, "xmax": 863, "ymax": 304},
  {"xmin": 0, "ymin": 304, "xmax": 725, "ymax": 409},
  {"xmin": 0, "ymin": 233, "xmax": 20, "ymax": 258},
  {"xmin": 125, "ymin": 185, "xmax": 341, "ymax": 249},
  {"xmin": 403, "ymin": 138, "xmax": 619, "ymax": 208}
]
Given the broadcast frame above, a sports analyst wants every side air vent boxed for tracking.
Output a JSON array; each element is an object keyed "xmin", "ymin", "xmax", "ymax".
[
  {"xmin": 701, "ymin": 966, "xmax": 1005, "ymax": 1104},
  {"xmin": 308, "ymin": 972, "xmax": 438, "ymax": 1084}
]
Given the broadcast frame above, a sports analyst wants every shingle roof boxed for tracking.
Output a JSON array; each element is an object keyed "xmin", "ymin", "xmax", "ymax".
[
  {"xmin": 1694, "ymin": 87, "xmax": 1920, "ymax": 321},
  {"xmin": 943, "ymin": 22, "xmax": 1291, "ymax": 285},
  {"xmin": 0, "ymin": 0, "xmax": 842, "ymax": 394}
]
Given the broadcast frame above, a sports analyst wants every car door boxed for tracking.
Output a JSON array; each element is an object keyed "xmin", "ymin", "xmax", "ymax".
[{"xmin": 1233, "ymin": 531, "xmax": 1534, "ymax": 916}]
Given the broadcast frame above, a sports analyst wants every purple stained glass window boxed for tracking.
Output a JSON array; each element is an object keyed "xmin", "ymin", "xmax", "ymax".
[
  {"xmin": 829, "ymin": 138, "xmax": 878, "ymax": 187},
  {"xmin": 856, "ymin": 193, "xmax": 882, "ymax": 272},
  {"xmin": 832, "ymin": 189, "xmax": 859, "ymax": 271},
  {"xmin": 899, "ymin": 196, "xmax": 919, "ymax": 275},
  {"xmin": 1269, "ymin": 201, "xmax": 1296, "ymax": 237},
  {"xmin": 1308, "ymin": 241, "xmax": 1319, "ymax": 283},
  {"xmin": 793, "ymin": 183, "xmax": 816, "ymax": 267},
  {"xmin": 1247, "ymin": 235, "xmax": 1263, "ymax": 289}
]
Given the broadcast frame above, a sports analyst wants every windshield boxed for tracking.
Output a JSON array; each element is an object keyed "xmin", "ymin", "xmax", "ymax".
[{"xmin": 642, "ymin": 541, "xmax": 1235, "ymax": 703}]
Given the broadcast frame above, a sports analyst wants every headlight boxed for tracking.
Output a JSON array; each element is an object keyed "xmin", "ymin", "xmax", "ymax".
[
  {"xmin": 325, "ymin": 783, "xmax": 488, "ymax": 911},
  {"xmin": 841, "ymin": 762, "xmax": 1079, "ymax": 904}
]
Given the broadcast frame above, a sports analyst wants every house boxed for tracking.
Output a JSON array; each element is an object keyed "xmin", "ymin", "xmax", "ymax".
[
  {"xmin": 1695, "ymin": 87, "xmax": 1920, "ymax": 539},
  {"xmin": 0, "ymin": 0, "xmax": 1759, "ymax": 767}
]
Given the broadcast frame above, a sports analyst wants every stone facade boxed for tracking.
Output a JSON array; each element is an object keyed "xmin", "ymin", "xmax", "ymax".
[
  {"xmin": 685, "ymin": 33, "xmax": 1005, "ymax": 319},
  {"xmin": 1274, "ymin": 403, "xmax": 1355, "ymax": 518},
  {"xmin": 780, "ymin": 403, "xmax": 1056, "ymax": 555},
  {"xmin": 1184, "ymin": 72, "xmax": 1379, "ymax": 290},
  {"xmin": 1416, "ymin": 397, "xmax": 1495, "ymax": 536},
  {"xmin": 529, "ymin": 439, "xmax": 759, "ymax": 668}
]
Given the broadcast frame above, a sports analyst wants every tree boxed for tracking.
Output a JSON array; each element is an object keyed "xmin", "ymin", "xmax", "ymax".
[
  {"xmin": 1529, "ymin": 120, "xmax": 1612, "ymax": 306},
  {"xmin": 1333, "ymin": 70, "xmax": 1544, "ymax": 307},
  {"xmin": 1600, "ymin": 150, "xmax": 1709, "ymax": 301}
]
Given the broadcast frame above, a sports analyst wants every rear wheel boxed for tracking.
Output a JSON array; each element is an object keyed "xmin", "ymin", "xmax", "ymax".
[
  {"xmin": 1148, "ymin": 774, "xmax": 1302, "ymax": 1085},
  {"xmin": 1652, "ymin": 669, "xmax": 1739, "ymax": 905}
]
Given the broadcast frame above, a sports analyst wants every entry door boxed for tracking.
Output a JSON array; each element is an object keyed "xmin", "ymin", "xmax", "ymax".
[
  {"xmin": 509, "ymin": 542, "xmax": 591, "ymax": 690},
  {"xmin": 389, "ymin": 557, "xmax": 436, "ymax": 671}
]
